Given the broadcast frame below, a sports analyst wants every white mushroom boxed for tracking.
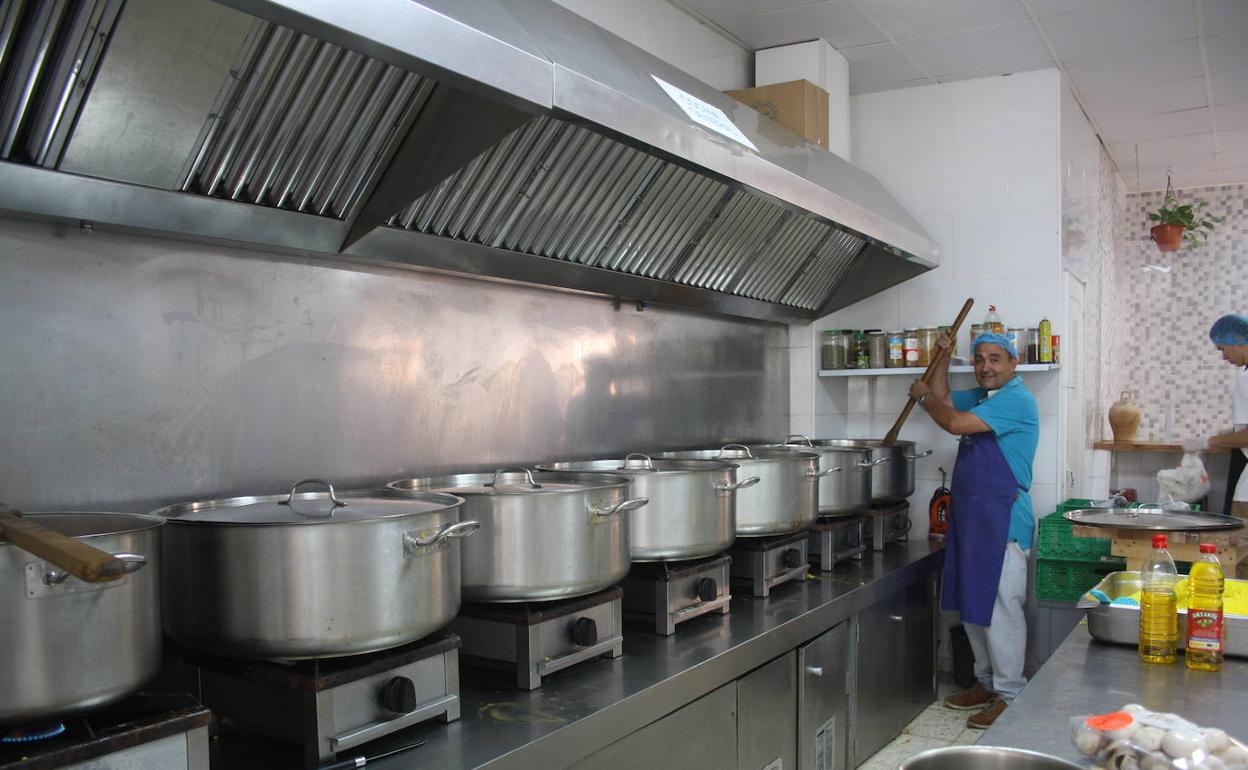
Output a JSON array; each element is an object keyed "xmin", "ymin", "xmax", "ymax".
[
  {"xmin": 1164, "ymin": 729, "xmax": 1208, "ymax": 760},
  {"xmin": 1135, "ymin": 726, "xmax": 1166, "ymax": 752},
  {"xmin": 1076, "ymin": 726, "xmax": 1106, "ymax": 756}
]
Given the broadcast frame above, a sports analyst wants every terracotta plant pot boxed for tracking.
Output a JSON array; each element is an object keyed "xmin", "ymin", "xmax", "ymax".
[
  {"xmin": 1108, "ymin": 391, "xmax": 1142, "ymax": 442},
  {"xmin": 1150, "ymin": 223, "xmax": 1184, "ymax": 252}
]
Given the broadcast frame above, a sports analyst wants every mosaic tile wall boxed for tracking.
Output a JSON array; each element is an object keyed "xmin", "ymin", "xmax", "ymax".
[{"xmin": 1114, "ymin": 183, "xmax": 1248, "ymax": 440}]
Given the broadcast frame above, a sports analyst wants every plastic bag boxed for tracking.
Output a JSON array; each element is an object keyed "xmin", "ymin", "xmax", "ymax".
[
  {"xmin": 1156, "ymin": 452, "xmax": 1211, "ymax": 507},
  {"xmin": 1071, "ymin": 705, "xmax": 1248, "ymax": 769}
]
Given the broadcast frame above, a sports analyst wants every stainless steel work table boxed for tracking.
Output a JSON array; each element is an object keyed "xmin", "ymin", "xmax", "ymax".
[
  {"xmin": 983, "ymin": 622, "xmax": 1248, "ymax": 762},
  {"xmin": 212, "ymin": 540, "xmax": 943, "ymax": 769}
]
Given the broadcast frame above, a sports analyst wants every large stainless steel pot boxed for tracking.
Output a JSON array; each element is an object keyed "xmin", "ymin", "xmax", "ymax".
[
  {"xmin": 656, "ymin": 445, "xmax": 820, "ymax": 536},
  {"xmin": 1, "ymin": 512, "xmax": 162, "ymax": 723},
  {"xmin": 387, "ymin": 469, "xmax": 646, "ymax": 602},
  {"xmin": 899, "ymin": 746, "xmax": 1083, "ymax": 769},
  {"xmin": 803, "ymin": 439, "xmax": 932, "ymax": 503},
  {"xmin": 157, "ymin": 480, "xmax": 474, "ymax": 660},
  {"xmin": 536, "ymin": 455, "xmax": 758, "ymax": 561},
  {"xmin": 776, "ymin": 435, "xmax": 882, "ymax": 515}
]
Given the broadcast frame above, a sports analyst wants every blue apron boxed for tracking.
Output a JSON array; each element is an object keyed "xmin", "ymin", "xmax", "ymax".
[{"xmin": 941, "ymin": 431, "xmax": 1019, "ymax": 627}]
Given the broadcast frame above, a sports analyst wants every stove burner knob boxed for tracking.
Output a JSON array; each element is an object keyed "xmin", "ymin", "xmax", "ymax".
[
  {"xmin": 697, "ymin": 578, "xmax": 718, "ymax": 602},
  {"xmin": 783, "ymin": 548, "xmax": 804, "ymax": 569},
  {"xmin": 378, "ymin": 676, "xmax": 417, "ymax": 714},
  {"xmin": 571, "ymin": 617, "xmax": 598, "ymax": 647}
]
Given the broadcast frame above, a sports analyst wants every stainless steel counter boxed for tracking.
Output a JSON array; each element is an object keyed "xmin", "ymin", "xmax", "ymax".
[
  {"xmin": 983, "ymin": 622, "xmax": 1248, "ymax": 762},
  {"xmin": 212, "ymin": 540, "xmax": 944, "ymax": 769}
]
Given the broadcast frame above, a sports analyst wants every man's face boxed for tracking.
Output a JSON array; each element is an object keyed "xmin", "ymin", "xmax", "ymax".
[
  {"xmin": 973, "ymin": 343, "xmax": 1017, "ymax": 390},
  {"xmin": 1217, "ymin": 344, "xmax": 1248, "ymax": 367}
]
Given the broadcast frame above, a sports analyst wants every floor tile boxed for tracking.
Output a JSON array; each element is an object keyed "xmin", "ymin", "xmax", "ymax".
[
  {"xmin": 902, "ymin": 704, "xmax": 967, "ymax": 741},
  {"xmin": 864, "ymin": 734, "xmax": 951, "ymax": 767},
  {"xmin": 951, "ymin": 727, "xmax": 984, "ymax": 745}
]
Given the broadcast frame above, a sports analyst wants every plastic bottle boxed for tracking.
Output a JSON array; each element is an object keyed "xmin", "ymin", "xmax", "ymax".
[
  {"xmin": 984, "ymin": 305, "xmax": 1005, "ymax": 335},
  {"xmin": 1186, "ymin": 543, "xmax": 1225, "ymax": 672},
  {"xmin": 1139, "ymin": 534, "xmax": 1179, "ymax": 665}
]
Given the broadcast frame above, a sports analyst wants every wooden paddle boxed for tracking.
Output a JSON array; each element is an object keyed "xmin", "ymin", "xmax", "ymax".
[
  {"xmin": 881, "ymin": 298, "xmax": 975, "ymax": 447},
  {"xmin": 0, "ymin": 503, "xmax": 130, "ymax": 582}
]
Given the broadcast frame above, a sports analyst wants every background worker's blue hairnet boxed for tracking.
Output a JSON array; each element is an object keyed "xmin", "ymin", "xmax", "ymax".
[
  {"xmin": 973, "ymin": 331, "xmax": 1018, "ymax": 360},
  {"xmin": 1210, "ymin": 314, "xmax": 1248, "ymax": 346}
]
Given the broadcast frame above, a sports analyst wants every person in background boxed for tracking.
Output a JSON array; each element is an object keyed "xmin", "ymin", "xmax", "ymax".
[
  {"xmin": 1207, "ymin": 314, "xmax": 1248, "ymax": 524},
  {"xmin": 908, "ymin": 331, "xmax": 1039, "ymax": 730}
]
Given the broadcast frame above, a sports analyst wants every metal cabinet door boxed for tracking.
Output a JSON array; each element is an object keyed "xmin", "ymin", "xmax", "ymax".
[
  {"xmin": 798, "ymin": 620, "xmax": 850, "ymax": 770},
  {"xmin": 901, "ymin": 575, "xmax": 937, "ymax": 722},
  {"xmin": 567, "ymin": 683, "xmax": 738, "ymax": 770},
  {"xmin": 851, "ymin": 591, "xmax": 907, "ymax": 765},
  {"xmin": 737, "ymin": 651, "xmax": 797, "ymax": 770}
]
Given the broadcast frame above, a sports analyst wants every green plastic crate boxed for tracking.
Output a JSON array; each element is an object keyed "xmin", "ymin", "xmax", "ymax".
[
  {"xmin": 1035, "ymin": 557, "xmax": 1125, "ymax": 602},
  {"xmin": 1037, "ymin": 502, "xmax": 1113, "ymax": 561}
]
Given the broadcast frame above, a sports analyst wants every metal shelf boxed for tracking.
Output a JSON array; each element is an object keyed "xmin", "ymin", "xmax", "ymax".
[{"xmin": 818, "ymin": 364, "xmax": 1060, "ymax": 377}]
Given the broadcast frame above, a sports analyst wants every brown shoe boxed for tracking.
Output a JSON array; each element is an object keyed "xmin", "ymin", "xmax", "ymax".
[
  {"xmin": 944, "ymin": 683, "xmax": 996, "ymax": 711},
  {"xmin": 966, "ymin": 698, "xmax": 1008, "ymax": 730}
]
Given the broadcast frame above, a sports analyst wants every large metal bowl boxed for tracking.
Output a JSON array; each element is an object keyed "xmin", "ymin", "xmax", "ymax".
[{"xmin": 899, "ymin": 746, "xmax": 1083, "ymax": 769}]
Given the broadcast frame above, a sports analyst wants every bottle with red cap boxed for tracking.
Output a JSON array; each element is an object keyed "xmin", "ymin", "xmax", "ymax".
[
  {"xmin": 1186, "ymin": 543, "xmax": 1225, "ymax": 672},
  {"xmin": 1139, "ymin": 534, "xmax": 1178, "ymax": 664}
]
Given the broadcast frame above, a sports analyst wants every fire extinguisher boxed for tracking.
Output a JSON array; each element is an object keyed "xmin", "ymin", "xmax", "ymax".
[{"xmin": 929, "ymin": 467, "xmax": 950, "ymax": 540}]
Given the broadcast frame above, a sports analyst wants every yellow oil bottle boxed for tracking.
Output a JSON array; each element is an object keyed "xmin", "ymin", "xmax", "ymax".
[
  {"xmin": 1139, "ymin": 534, "xmax": 1178, "ymax": 665},
  {"xmin": 1186, "ymin": 543, "xmax": 1225, "ymax": 672}
]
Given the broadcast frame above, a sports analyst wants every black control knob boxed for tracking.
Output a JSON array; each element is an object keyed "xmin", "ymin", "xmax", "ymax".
[
  {"xmin": 697, "ymin": 577, "xmax": 718, "ymax": 602},
  {"xmin": 571, "ymin": 617, "xmax": 598, "ymax": 647},
  {"xmin": 783, "ymin": 548, "xmax": 804, "ymax": 569},
  {"xmin": 378, "ymin": 676, "xmax": 417, "ymax": 714}
]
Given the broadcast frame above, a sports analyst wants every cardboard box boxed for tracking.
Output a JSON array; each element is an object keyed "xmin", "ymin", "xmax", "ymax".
[{"xmin": 726, "ymin": 79, "xmax": 829, "ymax": 149}]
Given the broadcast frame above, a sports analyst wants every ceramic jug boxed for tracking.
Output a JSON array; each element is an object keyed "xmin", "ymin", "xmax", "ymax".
[{"xmin": 1108, "ymin": 391, "xmax": 1142, "ymax": 442}]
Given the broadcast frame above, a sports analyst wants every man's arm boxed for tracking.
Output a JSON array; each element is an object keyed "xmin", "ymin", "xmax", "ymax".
[
  {"xmin": 919, "ymin": 393, "xmax": 992, "ymax": 436},
  {"xmin": 1210, "ymin": 427, "xmax": 1248, "ymax": 449},
  {"xmin": 926, "ymin": 333, "xmax": 955, "ymax": 407}
]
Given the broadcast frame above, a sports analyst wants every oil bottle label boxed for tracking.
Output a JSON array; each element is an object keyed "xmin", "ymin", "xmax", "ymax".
[{"xmin": 1187, "ymin": 609, "xmax": 1224, "ymax": 651}]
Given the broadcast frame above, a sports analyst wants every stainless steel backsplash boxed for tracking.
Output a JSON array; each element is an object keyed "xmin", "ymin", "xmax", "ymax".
[{"xmin": 0, "ymin": 216, "xmax": 787, "ymax": 511}]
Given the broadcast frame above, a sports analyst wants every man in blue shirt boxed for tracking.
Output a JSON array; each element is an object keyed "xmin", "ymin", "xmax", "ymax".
[{"xmin": 908, "ymin": 331, "xmax": 1038, "ymax": 729}]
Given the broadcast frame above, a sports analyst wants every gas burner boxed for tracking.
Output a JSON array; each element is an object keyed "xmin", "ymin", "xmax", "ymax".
[
  {"xmin": 622, "ymin": 554, "xmax": 731, "ymax": 635},
  {"xmin": 727, "ymin": 531, "xmax": 810, "ymax": 597},
  {"xmin": 809, "ymin": 514, "xmax": 866, "ymax": 571},
  {"xmin": 0, "ymin": 693, "xmax": 210, "ymax": 770},
  {"xmin": 864, "ymin": 502, "xmax": 911, "ymax": 551},
  {"xmin": 182, "ymin": 630, "xmax": 460, "ymax": 767},
  {"xmin": 451, "ymin": 587, "xmax": 623, "ymax": 690}
]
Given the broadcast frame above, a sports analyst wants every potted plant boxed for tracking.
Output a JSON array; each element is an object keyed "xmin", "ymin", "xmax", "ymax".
[{"xmin": 1147, "ymin": 178, "xmax": 1223, "ymax": 251}]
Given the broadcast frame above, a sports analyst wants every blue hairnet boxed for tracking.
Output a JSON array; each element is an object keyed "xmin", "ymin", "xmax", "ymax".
[
  {"xmin": 974, "ymin": 331, "xmax": 1018, "ymax": 360},
  {"xmin": 1209, "ymin": 314, "xmax": 1248, "ymax": 346}
]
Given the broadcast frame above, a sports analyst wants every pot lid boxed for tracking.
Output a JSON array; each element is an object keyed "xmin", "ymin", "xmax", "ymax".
[
  {"xmin": 1063, "ymin": 507, "xmax": 1245, "ymax": 532},
  {"xmin": 657, "ymin": 444, "xmax": 819, "ymax": 462},
  {"xmin": 0, "ymin": 512, "xmax": 164, "ymax": 544},
  {"xmin": 388, "ymin": 468, "xmax": 630, "ymax": 497},
  {"xmin": 536, "ymin": 454, "xmax": 737, "ymax": 474},
  {"xmin": 772, "ymin": 436, "xmax": 872, "ymax": 454},
  {"xmin": 155, "ymin": 480, "xmax": 463, "ymax": 525}
]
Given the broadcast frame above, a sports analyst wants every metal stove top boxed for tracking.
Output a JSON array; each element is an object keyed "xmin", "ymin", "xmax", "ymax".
[
  {"xmin": 810, "ymin": 513, "xmax": 867, "ymax": 571},
  {"xmin": 728, "ymin": 530, "xmax": 810, "ymax": 597},
  {"xmin": 622, "ymin": 554, "xmax": 731, "ymax": 636}
]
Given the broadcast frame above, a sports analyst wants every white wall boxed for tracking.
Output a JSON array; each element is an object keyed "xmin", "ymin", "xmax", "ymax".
[
  {"xmin": 551, "ymin": 0, "xmax": 752, "ymax": 91},
  {"xmin": 755, "ymin": 40, "xmax": 851, "ymax": 160},
  {"xmin": 790, "ymin": 69, "xmax": 1064, "ymax": 539}
]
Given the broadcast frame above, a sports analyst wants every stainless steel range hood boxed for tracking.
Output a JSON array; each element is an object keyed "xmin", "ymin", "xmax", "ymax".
[{"xmin": 0, "ymin": 0, "xmax": 937, "ymax": 322}]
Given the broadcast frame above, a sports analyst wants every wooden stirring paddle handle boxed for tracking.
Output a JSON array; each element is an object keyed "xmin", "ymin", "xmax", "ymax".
[
  {"xmin": 881, "ymin": 298, "xmax": 975, "ymax": 447},
  {"xmin": 0, "ymin": 505, "xmax": 129, "ymax": 582}
]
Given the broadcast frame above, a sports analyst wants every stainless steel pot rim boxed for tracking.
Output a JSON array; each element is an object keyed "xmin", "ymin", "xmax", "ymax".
[
  {"xmin": 155, "ymin": 485, "xmax": 465, "ymax": 526},
  {"xmin": 536, "ymin": 456, "xmax": 739, "ymax": 474},
  {"xmin": 657, "ymin": 445, "xmax": 819, "ymax": 462},
  {"xmin": 0, "ymin": 511, "xmax": 165, "ymax": 544},
  {"xmin": 388, "ymin": 469, "xmax": 632, "ymax": 496},
  {"xmin": 900, "ymin": 746, "xmax": 1083, "ymax": 769}
]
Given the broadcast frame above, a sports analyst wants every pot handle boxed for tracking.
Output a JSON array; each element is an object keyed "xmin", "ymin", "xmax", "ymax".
[
  {"xmin": 785, "ymin": 434, "xmax": 814, "ymax": 446},
  {"xmin": 905, "ymin": 449, "xmax": 934, "ymax": 460},
  {"xmin": 622, "ymin": 453, "xmax": 655, "ymax": 470},
  {"xmin": 44, "ymin": 552, "xmax": 146, "ymax": 585},
  {"xmin": 719, "ymin": 443, "xmax": 753, "ymax": 458},
  {"xmin": 590, "ymin": 497, "xmax": 648, "ymax": 521},
  {"xmin": 279, "ymin": 479, "xmax": 347, "ymax": 511},
  {"xmin": 715, "ymin": 475, "xmax": 761, "ymax": 492},
  {"xmin": 485, "ymin": 468, "xmax": 542, "ymax": 489},
  {"xmin": 858, "ymin": 456, "xmax": 891, "ymax": 468},
  {"xmin": 0, "ymin": 506, "xmax": 133, "ymax": 583},
  {"xmin": 404, "ymin": 520, "xmax": 481, "ymax": 555},
  {"xmin": 808, "ymin": 466, "xmax": 843, "ymax": 477}
]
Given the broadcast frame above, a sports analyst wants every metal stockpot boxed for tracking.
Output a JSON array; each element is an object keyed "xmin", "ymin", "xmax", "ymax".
[
  {"xmin": 1, "ymin": 512, "xmax": 162, "ymax": 723},
  {"xmin": 536, "ymin": 455, "xmax": 758, "ymax": 561},
  {"xmin": 776, "ymin": 435, "xmax": 881, "ymax": 515},
  {"xmin": 387, "ymin": 469, "xmax": 645, "ymax": 602},
  {"xmin": 156, "ymin": 480, "xmax": 474, "ymax": 660},
  {"xmin": 656, "ymin": 445, "xmax": 821, "ymax": 537},
  {"xmin": 805, "ymin": 439, "xmax": 932, "ymax": 503},
  {"xmin": 900, "ymin": 746, "xmax": 1083, "ymax": 769}
]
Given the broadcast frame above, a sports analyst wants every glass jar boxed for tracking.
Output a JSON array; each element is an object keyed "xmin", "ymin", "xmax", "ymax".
[
  {"xmin": 866, "ymin": 330, "xmax": 887, "ymax": 369},
  {"xmin": 821, "ymin": 330, "xmax": 845, "ymax": 370},
  {"xmin": 851, "ymin": 331, "xmax": 870, "ymax": 369},
  {"xmin": 1026, "ymin": 328, "xmax": 1040, "ymax": 364},
  {"xmin": 1007, "ymin": 328, "xmax": 1027, "ymax": 362},
  {"xmin": 903, "ymin": 328, "xmax": 921, "ymax": 368},
  {"xmin": 918, "ymin": 327, "xmax": 938, "ymax": 367},
  {"xmin": 969, "ymin": 324, "xmax": 985, "ymax": 353},
  {"xmin": 887, "ymin": 331, "xmax": 905, "ymax": 368}
]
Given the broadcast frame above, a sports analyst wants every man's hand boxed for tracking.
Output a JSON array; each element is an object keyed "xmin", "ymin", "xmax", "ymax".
[
  {"xmin": 934, "ymin": 332, "xmax": 954, "ymax": 355},
  {"xmin": 909, "ymin": 379, "xmax": 932, "ymax": 402}
]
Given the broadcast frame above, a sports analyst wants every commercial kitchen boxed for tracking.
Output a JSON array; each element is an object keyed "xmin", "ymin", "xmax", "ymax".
[{"xmin": 3, "ymin": 0, "xmax": 1248, "ymax": 768}]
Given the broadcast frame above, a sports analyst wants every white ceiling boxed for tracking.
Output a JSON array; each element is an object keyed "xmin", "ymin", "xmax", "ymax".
[{"xmin": 675, "ymin": 0, "xmax": 1248, "ymax": 191}]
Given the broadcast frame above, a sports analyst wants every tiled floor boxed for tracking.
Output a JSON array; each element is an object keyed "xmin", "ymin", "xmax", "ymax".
[{"xmin": 856, "ymin": 675, "xmax": 984, "ymax": 769}]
